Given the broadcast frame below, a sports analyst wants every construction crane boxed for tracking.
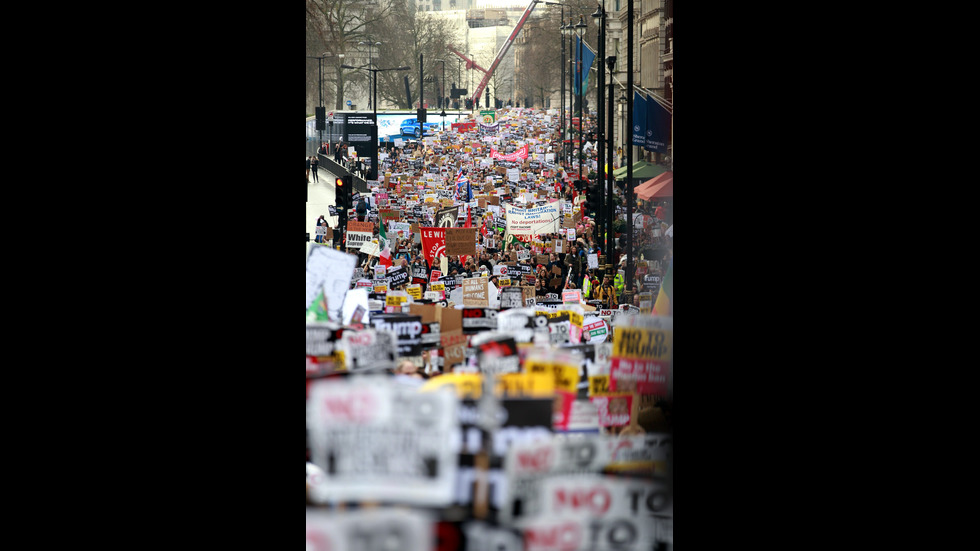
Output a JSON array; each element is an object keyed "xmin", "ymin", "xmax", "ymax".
[{"xmin": 449, "ymin": 0, "xmax": 540, "ymax": 108}]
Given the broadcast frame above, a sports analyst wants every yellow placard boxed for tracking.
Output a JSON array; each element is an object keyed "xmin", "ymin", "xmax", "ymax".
[
  {"xmin": 430, "ymin": 283, "xmax": 445, "ymax": 292},
  {"xmin": 613, "ymin": 327, "xmax": 672, "ymax": 362},
  {"xmin": 497, "ymin": 277, "xmax": 511, "ymax": 287},
  {"xmin": 374, "ymin": 284, "xmax": 388, "ymax": 294},
  {"xmin": 407, "ymin": 285, "xmax": 422, "ymax": 300},
  {"xmin": 420, "ymin": 373, "xmax": 483, "ymax": 399},
  {"xmin": 386, "ymin": 294, "xmax": 408, "ymax": 306},
  {"xmin": 588, "ymin": 375, "xmax": 611, "ymax": 396},
  {"xmin": 525, "ymin": 360, "xmax": 579, "ymax": 393},
  {"xmin": 495, "ymin": 372, "xmax": 554, "ymax": 397}
]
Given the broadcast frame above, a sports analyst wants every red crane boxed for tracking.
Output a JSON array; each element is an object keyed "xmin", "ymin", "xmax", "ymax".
[{"xmin": 449, "ymin": 0, "xmax": 541, "ymax": 108}]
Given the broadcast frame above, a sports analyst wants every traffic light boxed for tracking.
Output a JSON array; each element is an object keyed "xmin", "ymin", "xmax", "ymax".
[
  {"xmin": 315, "ymin": 106, "xmax": 326, "ymax": 131},
  {"xmin": 586, "ymin": 182, "xmax": 602, "ymax": 216},
  {"xmin": 335, "ymin": 176, "xmax": 347, "ymax": 210}
]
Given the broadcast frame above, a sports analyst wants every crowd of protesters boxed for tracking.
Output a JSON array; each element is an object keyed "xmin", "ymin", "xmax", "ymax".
[{"xmin": 313, "ymin": 106, "xmax": 671, "ymax": 311}]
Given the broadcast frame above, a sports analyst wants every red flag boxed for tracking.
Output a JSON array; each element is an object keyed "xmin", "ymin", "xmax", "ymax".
[{"xmin": 460, "ymin": 207, "xmax": 473, "ymax": 267}]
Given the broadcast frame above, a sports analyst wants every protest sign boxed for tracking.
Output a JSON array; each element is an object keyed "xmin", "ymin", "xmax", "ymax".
[
  {"xmin": 307, "ymin": 376, "xmax": 458, "ymax": 506},
  {"xmin": 610, "ymin": 315, "xmax": 672, "ymax": 395},
  {"xmin": 387, "ymin": 266, "xmax": 410, "ymax": 288},
  {"xmin": 306, "ymin": 245, "xmax": 358, "ymax": 323},
  {"xmin": 505, "ymin": 203, "xmax": 561, "ymax": 235},
  {"xmin": 462, "ymin": 276, "xmax": 489, "ymax": 307},
  {"xmin": 502, "ymin": 434, "xmax": 671, "ymax": 524},
  {"xmin": 305, "ymin": 509, "xmax": 433, "ymax": 551},
  {"xmin": 345, "ymin": 220, "xmax": 375, "ymax": 250},
  {"xmin": 370, "ymin": 313, "xmax": 424, "ymax": 356},
  {"xmin": 420, "ymin": 227, "xmax": 447, "ymax": 267},
  {"xmin": 445, "ymin": 227, "xmax": 478, "ymax": 256},
  {"xmin": 436, "ymin": 206, "xmax": 459, "ymax": 228}
]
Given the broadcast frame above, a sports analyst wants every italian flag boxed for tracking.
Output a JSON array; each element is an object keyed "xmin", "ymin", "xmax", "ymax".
[{"xmin": 379, "ymin": 220, "xmax": 393, "ymax": 269}]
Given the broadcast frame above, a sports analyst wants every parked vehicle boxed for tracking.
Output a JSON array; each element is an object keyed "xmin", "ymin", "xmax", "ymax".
[{"xmin": 400, "ymin": 118, "xmax": 440, "ymax": 137}]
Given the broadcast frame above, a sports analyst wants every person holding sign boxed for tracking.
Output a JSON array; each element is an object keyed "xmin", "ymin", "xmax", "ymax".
[{"xmin": 596, "ymin": 275, "xmax": 619, "ymax": 309}]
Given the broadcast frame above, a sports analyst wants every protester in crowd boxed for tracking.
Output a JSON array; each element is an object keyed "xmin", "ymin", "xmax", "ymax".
[
  {"xmin": 306, "ymin": 156, "xmax": 312, "ymax": 182},
  {"xmin": 597, "ymin": 275, "xmax": 619, "ymax": 309},
  {"xmin": 310, "ymin": 155, "xmax": 319, "ymax": 183},
  {"xmin": 315, "ymin": 215, "xmax": 329, "ymax": 244},
  {"xmin": 355, "ymin": 197, "xmax": 367, "ymax": 222}
]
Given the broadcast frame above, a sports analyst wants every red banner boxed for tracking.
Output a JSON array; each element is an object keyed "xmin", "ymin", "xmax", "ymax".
[
  {"xmin": 489, "ymin": 143, "xmax": 529, "ymax": 161},
  {"xmin": 419, "ymin": 227, "xmax": 446, "ymax": 268}
]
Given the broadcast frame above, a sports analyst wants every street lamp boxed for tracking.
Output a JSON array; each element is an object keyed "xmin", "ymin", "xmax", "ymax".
[
  {"xmin": 618, "ymin": 92, "xmax": 628, "ymax": 159},
  {"xmin": 574, "ymin": 15, "xmax": 587, "ymax": 184},
  {"xmin": 561, "ymin": 20, "xmax": 573, "ymax": 169},
  {"xmin": 592, "ymin": 3, "xmax": 606, "ymax": 263},
  {"xmin": 440, "ymin": 108, "xmax": 447, "ymax": 131},
  {"xmin": 533, "ymin": 0, "xmax": 563, "ymax": 123},
  {"xmin": 358, "ymin": 41, "xmax": 382, "ymax": 110},
  {"xmin": 307, "ymin": 52, "xmax": 332, "ymax": 151},
  {"xmin": 434, "ymin": 59, "xmax": 446, "ymax": 109}
]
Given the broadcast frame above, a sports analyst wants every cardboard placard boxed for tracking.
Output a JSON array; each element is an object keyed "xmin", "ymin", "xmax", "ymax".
[
  {"xmin": 445, "ymin": 227, "xmax": 478, "ymax": 256},
  {"xmin": 462, "ymin": 276, "xmax": 489, "ymax": 307}
]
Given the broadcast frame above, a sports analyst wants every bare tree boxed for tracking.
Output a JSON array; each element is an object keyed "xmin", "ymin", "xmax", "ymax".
[
  {"xmin": 306, "ymin": 0, "xmax": 397, "ymax": 111},
  {"xmin": 371, "ymin": 1, "xmax": 460, "ymax": 109}
]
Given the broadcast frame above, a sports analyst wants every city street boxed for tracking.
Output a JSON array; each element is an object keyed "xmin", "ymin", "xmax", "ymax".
[{"xmin": 307, "ymin": 164, "xmax": 343, "ymax": 243}]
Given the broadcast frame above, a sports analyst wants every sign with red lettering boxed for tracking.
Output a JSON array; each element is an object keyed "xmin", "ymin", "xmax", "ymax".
[
  {"xmin": 307, "ymin": 377, "xmax": 459, "ymax": 506},
  {"xmin": 609, "ymin": 316, "xmax": 672, "ymax": 395},
  {"xmin": 420, "ymin": 227, "xmax": 447, "ymax": 267}
]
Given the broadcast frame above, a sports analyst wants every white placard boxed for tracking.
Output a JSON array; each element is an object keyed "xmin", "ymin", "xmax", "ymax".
[
  {"xmin": 306, "ymin": 508, "xmax": 434, "ymax": 551},
  {"xmin": 308, "ymin": 377, "xmax": 459, "ymax": 506},
  {"xmin": 306, "ymin": 245, "xmax": 358, "ymax": 322}
]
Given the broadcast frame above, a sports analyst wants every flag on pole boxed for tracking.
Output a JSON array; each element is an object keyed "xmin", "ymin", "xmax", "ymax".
[
  {"xmin": 378, "ymin": 218, "xmax": 393, "ymax": 269},
  {"xmin": 379, "ymin": 239, "xmax": 393, "ymax": 269},
  {"xmin": 460, "ymin": 206, "xmax": 473, "ymax": 267},
  {"xmin": 573, "ymin": 36, "xmax": 596, "ymax": 95},
  {"xmin": 653, "ymin": 258, "xmax": 672, "ymax": 316},
  {"xmin": 454, "ymin": 169, "xmax": 468, "ymax": 201},
  {"xmin": 632, "ymin": 91, "xmax": 648, "ymax": 147}
]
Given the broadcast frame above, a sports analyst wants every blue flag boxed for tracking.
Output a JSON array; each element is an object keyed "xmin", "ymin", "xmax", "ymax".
[
  {"xmin": 467, "ymin": 179, "xmax": 473, "ymax": 201},
  {"xmin": 632, "ymin": 91, "xmax": 647, "ymax": 147},
  {"xmin": 574, "ymin": 36, "xmax": 596, "ymax": 96},
  {"xmin": 644, "ymin": 95, "xmax": 670, "ymax": 154}
]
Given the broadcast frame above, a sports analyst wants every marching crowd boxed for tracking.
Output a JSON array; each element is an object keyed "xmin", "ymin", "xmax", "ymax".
[{"xmin": 311, "ymin": 107, "xmax": 672, "ymax": 312}]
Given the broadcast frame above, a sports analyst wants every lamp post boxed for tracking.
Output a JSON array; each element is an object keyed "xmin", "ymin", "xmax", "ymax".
[
  {"xmin": 575, "ymin": 15, "xmax": 586, "ymax": 185},
  {"xmin": 626, "ymin": 0, "xmax": 635, "ymax": 293},
  {"xmin": 592, "ymin": 3, "xmax": 606, "ymax": 261},
  {"xmin": 440, "ymin": 108, "xmax": 447, "ymax": 131},
  {"xmin": 562, "ymin": 19, "xmax": 573, "ymax": 169},
  {"xmin": 606, "ymin": 59, "xmax": 618, "ymax": 272},
  {"xmin": 434, "ymin": 59, "xmax": 446, "ymax": 109},
  {"xmin": 532, "ymin": 1, "xmax": 563, "ymax": 152},
  {"xmin": 341, "ymin": 63, "xmax": 410, "ymax": 180},
  {"xmin": 307, "ymin": 53, "xmax": 331, "ymax": 151},
  {"xmin": 358, "ymin": 41, "xmax": 382, "ymax": 111}
]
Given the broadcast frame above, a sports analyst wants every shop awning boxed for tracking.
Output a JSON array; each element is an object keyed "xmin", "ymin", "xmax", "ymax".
[
  {"xmin": 636, "ymin": 171, "xmax": 673, "ymax": 201},
  {"xmin": 613, "ymin": 161, "xmax": 669, "ymax": 181}
]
